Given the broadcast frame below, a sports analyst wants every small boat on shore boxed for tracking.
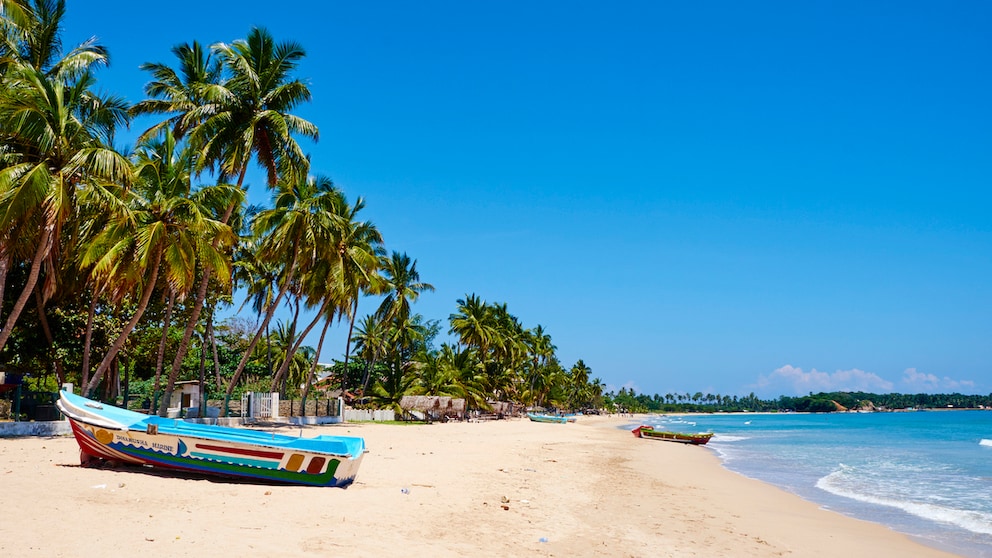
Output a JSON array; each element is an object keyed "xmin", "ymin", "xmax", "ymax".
[
  {"xmin": 527, "ymin": 413, "xmax": 575, "ymax": 424},
  {"xmin": 56, "ymin": 390, "xmax": 365, "ymax": 487},
  {"xmin": 631, "ymin": 425, "xmax": 713, "ymax": 445}
]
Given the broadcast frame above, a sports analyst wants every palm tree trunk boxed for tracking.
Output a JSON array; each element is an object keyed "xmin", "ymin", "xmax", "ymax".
[
  {"xmin": 342, "ymin": 297, "xmax": 359, "ymax": 394},
  {"xmin": 85, "ymin": 251, "xmax": 163, "ymax": 397},
  {"xmin": 0, "ymin": 249, "xmax": 8, "ymax": 325},
  {"xmin": 300, "ymin": 311, "xmax": 333, "ymax": 409},
  {"xmin": 151, "ymin": 290, "xmax": 175, "ymax": 406},
  {"xmin": 361, "ymin": 353, "xmax": 378, "ymax": 396},
  {"xmin": 269, "ymin": 298, "xmax": 329, "ymax": 393},
  {"xmin": 221, "ymin": 254, "xmax": 299, "ymax": 415},
  {"xmin": 0, "ymin": 224, "xmax": 53, "ymax": 352},
  {"xmin": 158, "ymin": 269, "xmax": 212, "ymax": 415},
  {"xmin": 33, "ymin": 284, "xmax": 65, "ymax": 385},
  {"xmin": 207, "ymin": 310, "xmax": 222, "ymax": 390},
  {"xmin": 221, "ymin": 274, "xmax": 292, "ymax": 414},
  {"xmin": 159, "ymin": 182, "xmax": 244, "ymax": 416},
  {"xmin": 79, "ymin": 290, "xmax": 100, "ymax": 389}
]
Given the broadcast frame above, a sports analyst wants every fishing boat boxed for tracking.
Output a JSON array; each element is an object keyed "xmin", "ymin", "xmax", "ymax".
[
  {"xmin": 527, "ymin": 412, "xmax": 575, "ymax": 424},
  {"xmin": 56, "ymin": 390, "xmax": 365, "ymax": 487},
  {"xmin": 631, "ymin": 425, "xmax": 713, "ymax": 445}
]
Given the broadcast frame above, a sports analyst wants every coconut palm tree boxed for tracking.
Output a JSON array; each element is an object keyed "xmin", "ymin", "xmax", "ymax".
[
  {"xmin": 138, "ymin": 28, "xmax": 316, "ymax": 414},
  {"xmin": 81, "ymin": 130, "xmax": 234, "ymax": 397},
  {"xmin": 326, "ymin": 193, "xmax": 383, "ymax": 389},
  {"xmin": 352, "ymin": 312, "xmax": 388, "ymax": 395},
  {"xmin": 372, "ymin": 252, "xmax": 433, "ymax": 395},
  {"xmin": 1, "ymin": 0, "xmax": 107, "ymax": 79},
  {"xmin": 192, "ymin": 27, "xmax": 316, "ymax": 188},
  {"xmin": 131, "ymin": 40, "xmax": 221, "ymax": 145},
  {"xmin": 369, "ymin": 314, "xmax": 425, "ymax": 413},
  {"xmin": 448, "ymin": 293, "xmax": 496, "ymax": 361},
  {"xmin": 0, "ymin": 54, "xmax": 130, "ymax": 354},
  {"xmin": 222, "ymin": 173, "xmax": 338, "ymax": 411},
  {"xmin": 375, "ymin": 252, "xmax": 434, "ymax": 328}
]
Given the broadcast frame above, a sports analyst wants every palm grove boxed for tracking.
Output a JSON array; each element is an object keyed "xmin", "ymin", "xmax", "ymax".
[{"xmin": 0, "ymin": 1, "xmax": 605, "ymax": 417}]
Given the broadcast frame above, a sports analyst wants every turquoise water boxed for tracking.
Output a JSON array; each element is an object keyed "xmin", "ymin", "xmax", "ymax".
[{"xmin": 637, "ymin": 410, "xmax": 992, "ymax": 557}]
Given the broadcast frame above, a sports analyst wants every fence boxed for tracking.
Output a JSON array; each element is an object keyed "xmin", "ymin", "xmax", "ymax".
[
  {"xmin": 240, "ymin": 391, "xmax": 278, "ymax": 422},
  {"xmin": 344, "ymin": 408, "xmax": 395, "ymax": 421},
  {"xmin": 238, "ymin": 393, "xmax": 347, "ymax": 423}
]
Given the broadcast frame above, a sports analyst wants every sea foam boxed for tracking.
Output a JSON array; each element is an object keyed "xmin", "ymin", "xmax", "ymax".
[{"xmin": 817, "ymin": 468, "xmax": 992, "ymax": 536}]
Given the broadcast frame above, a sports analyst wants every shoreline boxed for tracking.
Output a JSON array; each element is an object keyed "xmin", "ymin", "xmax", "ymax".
[{"xmin": 0, "ymin": 415, "xmax": 960, "ymax": 557}]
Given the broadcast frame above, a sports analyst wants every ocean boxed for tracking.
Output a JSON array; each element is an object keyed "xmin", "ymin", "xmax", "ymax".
[{"xmin": 634, "ymin": 410, "xmax": 992, "ymax": 557}]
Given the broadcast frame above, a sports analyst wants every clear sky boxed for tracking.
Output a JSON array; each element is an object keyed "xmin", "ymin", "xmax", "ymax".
[{"xmin": 62, "ymin": 1, "xmax": 991, "ymax": 398}]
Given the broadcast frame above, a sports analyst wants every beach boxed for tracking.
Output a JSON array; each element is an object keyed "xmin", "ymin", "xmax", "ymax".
[{"xmin": 0, "ymin": 415, "xmax": 959, "ymax": 557}]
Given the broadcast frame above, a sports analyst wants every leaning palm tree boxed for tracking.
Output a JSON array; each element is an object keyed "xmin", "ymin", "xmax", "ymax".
[
  {"xmin": 325, "ymin": 192, "xmax": 383, "ymax": 394},
  {"xmin": 82, "ymin": 130, "xmax": 234, "ymax": 397},
  {"xmin": 0, "ymin": 59, "xmax": 130, "ymax": 353},
  {"xmin": 221, "ymin": 173, "xmax": 338, "ymax": 412},
  {"xmin": 352, "ymin": 312, "xmax": 389, "ymax": 395}
]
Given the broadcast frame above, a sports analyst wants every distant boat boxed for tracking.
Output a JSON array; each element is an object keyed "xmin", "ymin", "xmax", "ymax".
[
  {"xmin": 56, "ymin": 390, "xmax": 365, "ymax": 487},
  {"xmin": 631, "ymin": 425, "xmax": 713, "ymax": 445},
  {"xmin": 527, "ymin": 413, "xmax": 575, "ymax": 424}
]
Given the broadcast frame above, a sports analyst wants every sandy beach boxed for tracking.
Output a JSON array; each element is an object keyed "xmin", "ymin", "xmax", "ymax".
[{"xmin": 0, "ymin": 415, "xmax": 959, "ymax": 557}]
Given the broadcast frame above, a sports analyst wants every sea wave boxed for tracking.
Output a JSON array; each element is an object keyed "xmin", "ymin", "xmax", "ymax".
[
  {"xmin": 712, "ymin": 435, "xmax": 750, "ymax": 442},
  {"xmin": 817, "ymin": 468, "xmax": 992, "ymax": 536},
  {"xmin": 980, "ymin": 439, "xmax": 992, "ymax": 447}
]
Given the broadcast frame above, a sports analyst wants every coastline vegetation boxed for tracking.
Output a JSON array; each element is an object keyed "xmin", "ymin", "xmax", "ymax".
[
  {"xmin": 0, "ymin": 1, "xmax": 606, "ymax": 417},
  {"xmin": 608, "ymin": 388, "xmax": 992, "ymax": 414}
]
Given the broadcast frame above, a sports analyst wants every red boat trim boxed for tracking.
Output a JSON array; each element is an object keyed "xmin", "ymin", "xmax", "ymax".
[{"xmin": 195, "ymin": 443, "xmax": 285, "ymax": 460}]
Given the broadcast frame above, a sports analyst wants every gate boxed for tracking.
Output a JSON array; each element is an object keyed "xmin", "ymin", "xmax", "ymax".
[{"xmin": 240, "ymin": 391, "xmax": 277, "ymax": 422}]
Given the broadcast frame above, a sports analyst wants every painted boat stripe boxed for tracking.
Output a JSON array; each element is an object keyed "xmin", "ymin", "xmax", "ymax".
[
  {"xmin": 194, "ymin": 443, "xmax": 284, "ymax": 460},
  {"xmin": 189, "ymin": 451, "xmax": 279, "ymax": 469}
]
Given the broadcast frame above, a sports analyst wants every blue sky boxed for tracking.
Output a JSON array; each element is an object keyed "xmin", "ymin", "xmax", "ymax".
[{"xmin": 63, "ymin": 1, "xmax": 991, "ymax": 397}]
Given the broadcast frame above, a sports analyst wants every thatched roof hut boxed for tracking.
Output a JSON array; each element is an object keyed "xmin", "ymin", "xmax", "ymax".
[{"xmin": 400, "ymin": 395, "xmax": 467, "ymax": 420}]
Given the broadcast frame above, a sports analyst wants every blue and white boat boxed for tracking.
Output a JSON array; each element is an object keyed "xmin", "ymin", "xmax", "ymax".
[{"xmin": 56, "ymin": 390, "xmax": 366, "ymax": 487}]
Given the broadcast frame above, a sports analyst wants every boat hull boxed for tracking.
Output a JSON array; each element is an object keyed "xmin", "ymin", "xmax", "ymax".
[
  {"xmin": 57, "ymin": 391, "xmax": 364, "ymax": 487},
  {"xmin": 527, "ymin": 413, "xmax": 573, "ymax": 424},
  {"xmin": 631, "ymin": 425, "xmax": 713, "ymax": 445}
]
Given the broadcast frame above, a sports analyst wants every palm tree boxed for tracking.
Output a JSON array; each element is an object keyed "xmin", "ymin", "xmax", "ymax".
[
  {"xmin": 369, "ymin": 314, "xmax": 426, "ymax": 413},
  {"xmin": 352, "ymin": 313, "xmax": 388, "ymax": 395},
  {"xmin": 137, "ymin": 28, "xmax": 316, "ymax": 414},
  {"xmin": 268, "ymin": 320, "xmax": 314, "ymax": 397},
  {"xmin": 81, "ymin": 130, "xmax": 234, "ymax": 397},
  {"xmin": 1, "ymin": 0, "xmax": 107, "ymax": 79},
  {"xmin": 448, "ymin": 293, "xmax": 496, "ymax": 361},
  {"xmin": 222, "ymin": 174, "xmax": 338, "ymax": 411},
  {"xmin": 192, "ymin": 27, "xmax": 316, "ymax": 188},
  {"xmin": 326, "ymin": 192, "xmax": 383, "ymax": 393},
  {"xmin": 375, "ymin": 252, "xmax": 434, "ymax": 328},
  {"xmin": 372, "ymin": 252, "xmax": 433, "ymax": 395},
  {"xmin": 130, "ymin": 41, "xmax": 221, "ymax": 145},
  {"xmin": 0, "ymin": 51, "xmax": 130, "ymax": 353}
]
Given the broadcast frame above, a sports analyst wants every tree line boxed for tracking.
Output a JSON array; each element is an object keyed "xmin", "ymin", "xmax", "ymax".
[
  {"xmin": 606, "ymin": 388, "xmax": 992, "ymax": 413},
  {"xmin": 0, "ymin": 1, "xmax": 605, "ymax": 417}
]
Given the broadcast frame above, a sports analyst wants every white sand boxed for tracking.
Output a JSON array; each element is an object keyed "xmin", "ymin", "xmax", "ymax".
[{"xmin": 0, "ymin": 415, "xmax": 960, "ymax": 557}]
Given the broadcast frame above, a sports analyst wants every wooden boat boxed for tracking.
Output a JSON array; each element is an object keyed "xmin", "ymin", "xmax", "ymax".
[
  {"xmin": 56, "ymin": 390, "xmax": 365, "ymax": 487},
  {"xmin": 527, "ymin": 412, "xmax": 575, "ymax": 424},
  {"xmin": 631, "ymin": 425, "xmax": 713, "ymax": 445}
]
